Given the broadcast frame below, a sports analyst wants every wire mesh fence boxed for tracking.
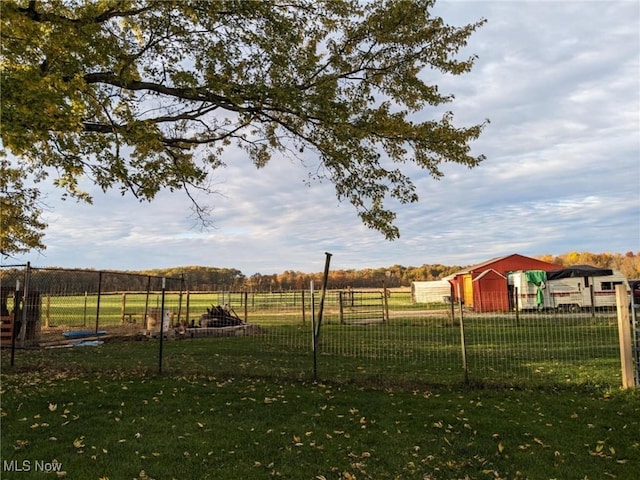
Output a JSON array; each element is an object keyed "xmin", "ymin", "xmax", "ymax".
[
  {"xmin": 0, "ymin": 265, "xmax": 184, "ymax": 348},
  {"xmin": 460, "ymin": 310, "xmax": 620, "ymax": 387},
  {"xmin": 1, "ymin": 265, "xmax": 634, "ymax": 389}
]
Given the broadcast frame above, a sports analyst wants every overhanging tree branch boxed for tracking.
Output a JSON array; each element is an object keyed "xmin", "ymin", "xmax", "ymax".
[{"xmin": 1, "ymin": 0, "xmax": 488, "ymax": 254}]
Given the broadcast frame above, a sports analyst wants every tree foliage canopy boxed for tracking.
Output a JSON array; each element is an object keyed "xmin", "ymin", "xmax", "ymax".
[{"xmin": 1, "ymin": 0, "xmax": 487, "ymax": 256}]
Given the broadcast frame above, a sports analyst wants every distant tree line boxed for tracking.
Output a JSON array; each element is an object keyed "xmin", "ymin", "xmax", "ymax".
[
  {"xmin": 537, "ymin": 251, "xmax": 639, "ymax": 280},
  {"xmin": 2, "ymin": 252, "xmax": 638, "ymax": 293},
  {"xmin": 146, "ymin": 251, "xmax": 640, "ymax": 290}
]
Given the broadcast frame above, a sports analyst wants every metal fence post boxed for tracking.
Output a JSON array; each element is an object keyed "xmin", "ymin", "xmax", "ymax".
[
  {"xmin": 311, "ymin": 281, "xmax": 317, "ymax": 380},
  {"xmin": 159, "ymin": 277, "xmax": 166, "ymax": 374},
  {"xmin": 95, "ymin": 271, "xmax": 103, "ymax": 334},
  {"xmin": 18, "ymin": 262, "xmax": 31, "ymax": 347},
  {"xmin": 44, "ymin": 294, "xmax": 50, "ymax": 329},
  {"xmin": 83, "ymin": 291, "xmax": 88, "ymax": 327},
  {"xmin": 315, "ymin": 252, "xmax": 332, "ymax": 335},
  {"xmin": 144, "ymin": 276, "xmax": 151, "ymax": 330},
  {"xmin": 10, "ymin": 276, "xmax": 21, "ymax": 366},
  {"xmin": 177, "ymin": 274, "xmax": 185, "ymax": 325}
]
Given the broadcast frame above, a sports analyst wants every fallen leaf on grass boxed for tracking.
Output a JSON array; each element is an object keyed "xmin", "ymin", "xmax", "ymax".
[
  {"xmin": 14, "ymin": 439, "xmax": 29, "ymax": 450},
  {"xmin": 534, "ymin": 437, "xmax": 549, "ymax": 448}
]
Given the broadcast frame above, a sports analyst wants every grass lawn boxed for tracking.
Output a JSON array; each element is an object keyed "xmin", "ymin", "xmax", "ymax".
[{"xmin": 2, "ymin": 342, "xmax": 639, "ymax": 480}]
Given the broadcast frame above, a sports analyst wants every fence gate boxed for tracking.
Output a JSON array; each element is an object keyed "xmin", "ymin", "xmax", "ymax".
[{"xmin": 338, "ymin": 290, "xmax": 385, "ymax": 324}]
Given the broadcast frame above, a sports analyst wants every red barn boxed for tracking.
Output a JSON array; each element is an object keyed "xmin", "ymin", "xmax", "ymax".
[{"xmin": 448, "ymin": 254, "xmax": 559, "ymax": 311}]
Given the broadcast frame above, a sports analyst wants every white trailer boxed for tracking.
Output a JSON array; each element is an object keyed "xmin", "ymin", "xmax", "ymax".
[
  {"xmin": 508, "ymin": 266, "xmax": 629, "ymax": 311},
  {"xmin": 411, "ymin": 280, "xmax": 452, "ymax": 304}
]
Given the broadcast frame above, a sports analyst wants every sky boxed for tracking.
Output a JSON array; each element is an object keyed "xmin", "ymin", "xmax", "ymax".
[{"xmin": 5, "ymin": 0, "xmax": 640, "ymax": 276}]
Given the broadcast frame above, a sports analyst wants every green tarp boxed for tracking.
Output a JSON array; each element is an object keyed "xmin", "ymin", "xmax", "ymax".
[{"xmin": 525, "ymin": 270, "xmax": 547, "ymax": 307}]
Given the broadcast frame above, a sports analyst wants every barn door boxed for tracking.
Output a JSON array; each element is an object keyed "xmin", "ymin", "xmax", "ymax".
[{"xmin": 463, "ymin": 275, "xmax": 474, "ymax": 307}]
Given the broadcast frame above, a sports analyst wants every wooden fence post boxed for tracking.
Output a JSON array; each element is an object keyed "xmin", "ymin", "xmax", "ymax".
[
  {"xmin": 45, "ymin": 294, "xmax": 50, "ymax": 328},
  {"xmin": 121, "ymin": 293, "xmax": 126, "ymax": 324},
  {"xmin": 616, "ymin": 285, "xmax": 635, "ymax": 388},
  {"xmin": 185, "ymin": 291, "xmax": 190, "ymax": 325},
  {"xmin": 244, "ymin": 291, "xmax": 248, "ymax": 323},
  {"xmin": 383, "ymin": 288, "xmax": 389, "ymax": 323}
]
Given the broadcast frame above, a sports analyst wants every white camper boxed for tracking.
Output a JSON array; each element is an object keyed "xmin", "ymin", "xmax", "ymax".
[
  {"xmin": 508, "ymin": 266, "xmax": 629, "ymax": 311},
  {"xmin": 508, "ymin": 270, "xmax": 554, "ymax": 310}
]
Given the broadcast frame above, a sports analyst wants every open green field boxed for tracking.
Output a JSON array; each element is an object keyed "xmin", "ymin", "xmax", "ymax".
[
  {"xmin": 1, "ymin": 342, "xmax": 639, "ymax": 480},
  {"xmin": 34, "ymin": 290, "xmax": 418, "ymax": 328}
]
